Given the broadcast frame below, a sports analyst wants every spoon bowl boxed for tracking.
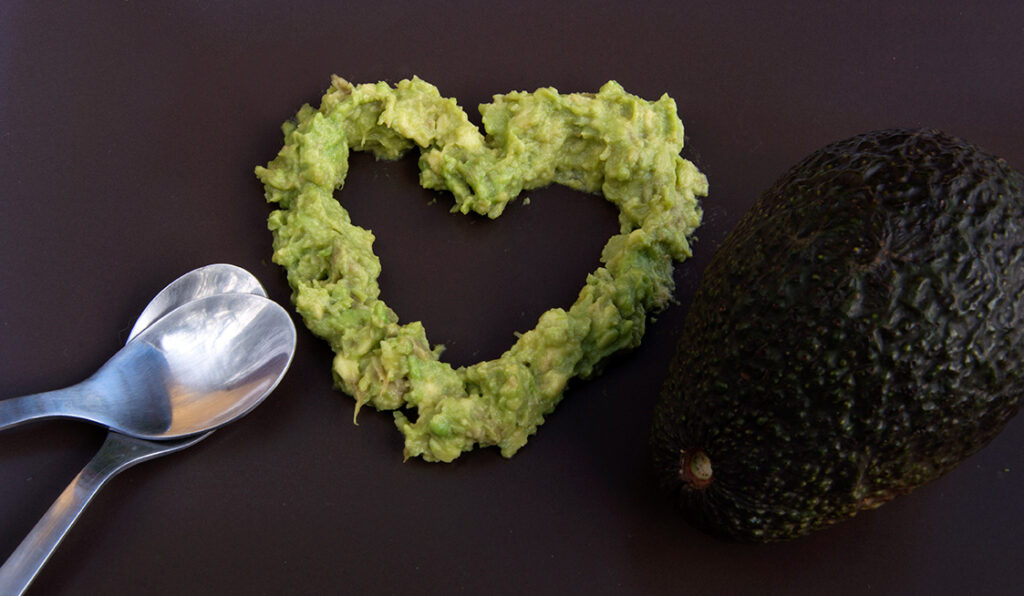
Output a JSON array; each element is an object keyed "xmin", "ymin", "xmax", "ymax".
[
  {"xmin": 127, "ymin": 291, "xmax": 296, "ymax": 437},
  {"xmin": 128, "ymin": 263, "xmax": 267, "ymax": 340}
]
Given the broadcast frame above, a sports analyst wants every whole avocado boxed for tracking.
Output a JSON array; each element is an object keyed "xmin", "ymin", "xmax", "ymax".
[{"xmin": 651, "ymin": 128, "xmax": 1024, "ymax": 542}]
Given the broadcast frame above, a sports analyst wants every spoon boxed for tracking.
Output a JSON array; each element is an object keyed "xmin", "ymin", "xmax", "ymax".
[
  {"xmin": 0, "ymin": 431, "xmax": 213, "ymax": 595},
  {"xmin": 127, "ymin": 263, "xmax": 267, "ymax": 340},
  {"xmin": 0, "ymin": 278, "xmax": 295, "ymax": 594},
  {"xmin": 0, "ymin": 291, "xmax": 291, "ymax": 439},
  {"xmin": 0, "ymin": 264, "xmax": 266, "ymax": 437}
]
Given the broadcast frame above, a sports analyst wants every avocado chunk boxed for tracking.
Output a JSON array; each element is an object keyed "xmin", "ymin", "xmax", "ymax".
[{"xmin": 650, "ymin": 128, "xmax": 1024, "ymax": 542}]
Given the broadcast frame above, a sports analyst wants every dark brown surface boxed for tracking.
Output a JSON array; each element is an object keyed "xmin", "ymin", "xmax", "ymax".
[{"xmin": 1, "ymin": 2, "xmax": 1022, "ymax": 594}]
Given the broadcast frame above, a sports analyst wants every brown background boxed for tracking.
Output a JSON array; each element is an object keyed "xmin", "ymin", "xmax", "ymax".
[{"xmin": 2, "ymin": 2, "xmax": 1023, "ymax": 594}]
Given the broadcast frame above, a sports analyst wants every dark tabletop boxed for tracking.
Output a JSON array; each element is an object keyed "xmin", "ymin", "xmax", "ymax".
[{"xmin": 2, "ymin": 2, "xmax": 1023, "ymax": 594}]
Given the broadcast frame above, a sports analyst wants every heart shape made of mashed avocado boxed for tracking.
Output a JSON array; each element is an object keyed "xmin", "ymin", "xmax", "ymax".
[{"xmin": 255, "ymin": 76, "xmax": 707, "ymax": 462}]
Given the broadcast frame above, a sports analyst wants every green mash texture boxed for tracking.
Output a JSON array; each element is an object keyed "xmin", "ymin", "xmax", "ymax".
[{"xmin": 255, "ymin": 76, "xmax": 707, "ymax": 462}]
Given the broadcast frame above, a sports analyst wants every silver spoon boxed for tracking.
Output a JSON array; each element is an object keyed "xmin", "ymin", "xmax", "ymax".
[
  {"xmin": 0, "ymin": 285, "xmax": 295, "ymax": 594},
  {"xmin": 0, "ymin": 431, "xmax": 212, "ymax": 595},
  {"xmin": 0, "ymin": 286, "xmax": 287, "ymax": 439},
  {"xmin": 127, "ymin": 263, "xmax": 267, "ymax": 340}
]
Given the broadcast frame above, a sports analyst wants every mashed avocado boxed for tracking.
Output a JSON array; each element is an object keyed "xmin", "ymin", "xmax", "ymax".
[{"xmin": 255, "ymin": 76, "xmax": 707, "ymax": 462}]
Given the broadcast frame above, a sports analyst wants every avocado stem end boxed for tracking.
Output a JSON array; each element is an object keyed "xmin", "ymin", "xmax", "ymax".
[{"xmin": 680, "ymin": 449, "xmax": 713, "ymax": 489}]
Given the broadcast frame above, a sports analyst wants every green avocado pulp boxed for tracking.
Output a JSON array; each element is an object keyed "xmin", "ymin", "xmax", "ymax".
[{"xmin": 255, "ymin": 76, "xmax": 708, "ymax": 462}]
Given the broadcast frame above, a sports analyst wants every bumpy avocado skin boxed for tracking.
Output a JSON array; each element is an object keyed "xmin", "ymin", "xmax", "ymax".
[{"xmin": 651, "ymin": 128, "xmax": 1024, "ymax": 542}]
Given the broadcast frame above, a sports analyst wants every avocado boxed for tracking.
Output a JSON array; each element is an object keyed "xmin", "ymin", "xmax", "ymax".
[{"xmin": 650, "ymin": 128, "xmax": 1024, "ymax": 542}]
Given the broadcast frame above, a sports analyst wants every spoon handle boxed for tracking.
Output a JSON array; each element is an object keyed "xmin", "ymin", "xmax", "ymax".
[
  {"xmin": 0, "ymin": 431, "xmax": 209, "ymax": 595},
  {"xmin": 0, "ymin": 384, "xmax": 96, "ymax": 432}
]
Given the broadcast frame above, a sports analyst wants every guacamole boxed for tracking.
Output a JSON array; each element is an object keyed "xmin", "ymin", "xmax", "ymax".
[{"xmin": 255, "ymin": 76, "xmax": 707, "ymax": 462}]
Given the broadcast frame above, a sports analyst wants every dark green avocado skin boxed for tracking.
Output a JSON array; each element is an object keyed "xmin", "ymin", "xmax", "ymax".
[{"xmin": 651, "ymin": 128, "xmax": 1024, "ymax": 542}]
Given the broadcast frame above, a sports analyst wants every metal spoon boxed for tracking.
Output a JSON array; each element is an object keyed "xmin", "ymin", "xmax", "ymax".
[
  {"xmin": 0, "ymin": 263, "xmax": 265, "ymax": 437},
  {"xmin": 0, "ymin": 290, "xmax": 291, "ymax": 440},
  {"xmin": 127, "ymin": 263, "xmax": 267, "ymax": 340},
  {"xmin": 0, "ymin": 285, "xmax": 295, "ymax": 594},
  {"xmin": 0, "ymin": 431, "xmax": 212, "ymax": 595}
]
